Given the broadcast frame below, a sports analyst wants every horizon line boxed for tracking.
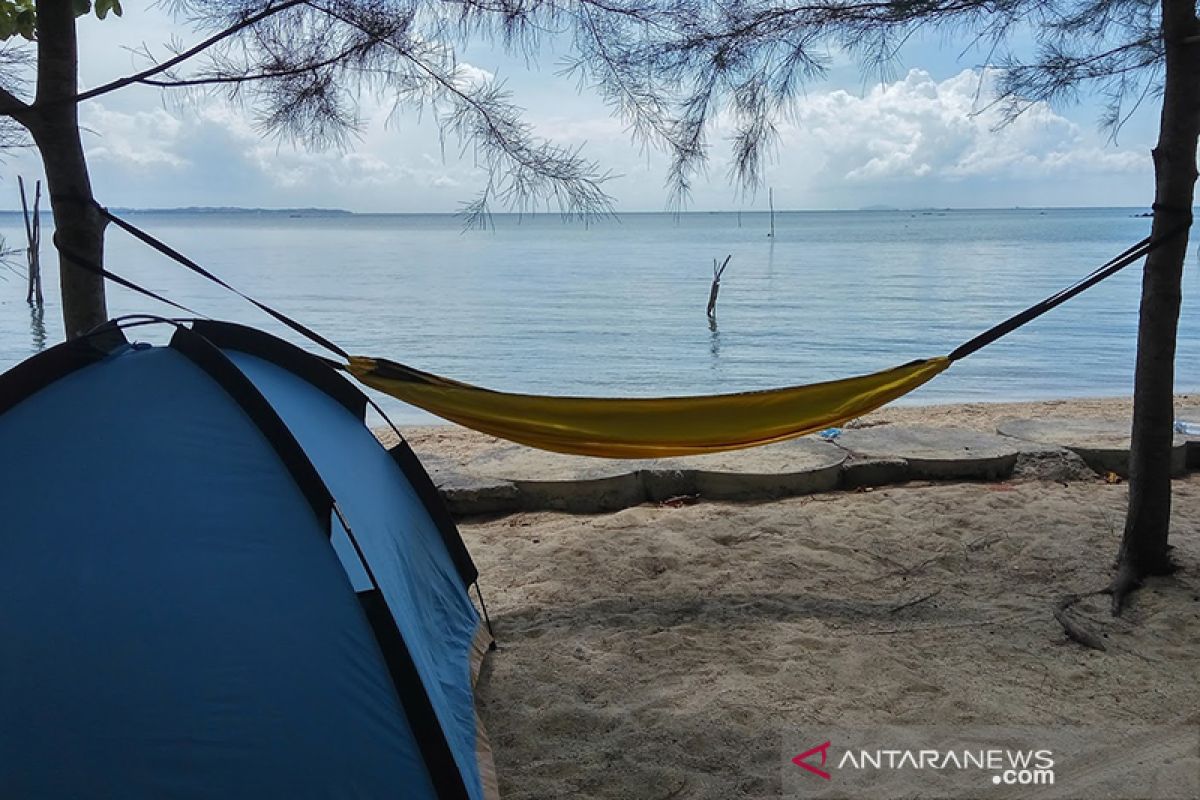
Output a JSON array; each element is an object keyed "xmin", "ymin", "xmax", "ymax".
[{"xmin": 0, "ymin": 203, "xmax": 1159, "ymax": 215}]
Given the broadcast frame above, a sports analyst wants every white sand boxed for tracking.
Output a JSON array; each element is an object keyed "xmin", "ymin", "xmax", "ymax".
[{"xmin": 395, "ymin": 397, "xmax": 1200, "ymax": 799}]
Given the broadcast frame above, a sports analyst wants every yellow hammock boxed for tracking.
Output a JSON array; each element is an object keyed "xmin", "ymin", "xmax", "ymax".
[
  {"xmin": 89, "ymin": 204, "xmax": 1162, "ymax": 460},
  {"xmin": 348, "ymin": 355, "xmax": 950, "ymax": 458},
  {"xmin": 345, "ymin": 233, "xmax": 1162, "ymax": 458}
]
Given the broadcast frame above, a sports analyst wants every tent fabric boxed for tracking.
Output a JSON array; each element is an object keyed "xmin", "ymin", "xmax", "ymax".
[
  {"xmin": 347, "ymin": 355, "xmax": 951, "ymax": 458},
  {"xmin": 226, "ymin": 349, "xmax": 486, "ymax": 793},
  {"xmin": 0, "ymin": 321, "xmax": 494, "ymax": 800}
]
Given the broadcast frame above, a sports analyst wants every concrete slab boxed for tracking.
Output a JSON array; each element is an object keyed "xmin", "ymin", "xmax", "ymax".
[
  {"xmin": 467, "ymin": 445, "xmax": 648, "ymax": 513},
  {"xmin": 996, "ymin": 417, "xmax": 1187, "ymax": 478},
  {"xmin": 640, "ymin": 467, "xmax": 697, "ymax": 504},
  {"xmin": 1173, "ymin": 404, "xmax": 1200, "ymax": 469},
  {"xmin": 657, "ymin": 438, "xmax": 845, "ymax": 501},
  {"xmin": 392, "ymin": 408, "xmax": 1199, "ymax": 517},
  {"xmin": 413, "ymin": 454, "xmax": 521, "ymax": 517},
  {"xmin": 436, "ymin": 472, "xmax": 522, "ymax": 517},
  {"xmin": 464, "ymin": 437, "xmax": 846, "ymax": 512},
  {"xmin": 1011, "ymin": 448, "xmax": 1098, "ymax": 482},
  {"xmin": 834, "ymin": 425, "xmax": 1021, "ymax": 481},
  {"xmin": 841, "ymin": 456, "xmax": 911, "ymax": 489}
]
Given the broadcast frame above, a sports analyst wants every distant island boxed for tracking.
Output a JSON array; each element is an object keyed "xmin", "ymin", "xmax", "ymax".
[
  {"xmin": 108, "ymin": 206, "xmax": 354, "ymax": 216},
  {"xmin": 0, "ymin": 205, "xmax": 1164, "ymax": 216}
]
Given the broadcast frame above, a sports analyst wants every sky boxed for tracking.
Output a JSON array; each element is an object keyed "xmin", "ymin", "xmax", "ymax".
[{"xmin": 0, "ymin": 4, "xmax": 1162, "ymax": 213}]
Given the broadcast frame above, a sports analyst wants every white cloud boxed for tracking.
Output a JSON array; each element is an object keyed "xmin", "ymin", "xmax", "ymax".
[
  {"xmin": 81, "ymin": 105, "xmax": 189, "ymax": 170},
  {"xmin": 27, "ymin": 6, "xmax": 1156, "ymax": 211},
  {"xmin": 453, "ymin": 62, "xmax": 495, "ymax": 88},
  {"xmin": 778, "ymin": 69, "xmax": 1145, "ymax": 188},
  {"xmin": 518, "ymin": 68, "xmax": 1150, "ymax": 209},
  {"xmin": 67, "ymin": 101, "xmax": 479, "ymax": 209},
  {"xmin": 528, "ymin": 115, "xmax": 630, "ymax": 146},
  {"xmin": 27, "ymin": 62, "xmax": 1151, "ymax": 212}
]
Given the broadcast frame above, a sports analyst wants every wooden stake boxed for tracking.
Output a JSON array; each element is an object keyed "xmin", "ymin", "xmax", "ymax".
[
  {"xmin": 706, "ymin": 254, "xmax": 732, "ymax": 319},
  {"xmin": 19, "ymin": 176, "xmax": 43, "ymax": 307}
]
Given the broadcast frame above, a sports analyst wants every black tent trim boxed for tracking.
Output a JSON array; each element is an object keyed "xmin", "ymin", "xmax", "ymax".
[
  {"xmin": 0, "ymin": 315, "xmax": 479, "ymax": 591},
  {"xmin": 358, "ymin": 588, "xmax": 473, "ymax": 800},
  {"xmin": 191, "ymin": 320, "xmax": 367, "ymax": 419},
  {"xmin": 0, "ymin": 322, "xmax": 128, "ymax": 417},
  {"xmin": 388, "ymin": 438, "xmax": 481, "ymax": 586},
  {"xmin": 1, "ymin": 320, "xmax": 478, "ymax": 800},
  {"xmin": 168, "ymin": 325, "xmax": 336, "ymax": 531},
  {"xmin": 188, "ymin": 319, "xmax": 480, "ymax": 588},
  {"xmin": 165, "ymin": 323, "xmax": 473, "ymax": 800}
]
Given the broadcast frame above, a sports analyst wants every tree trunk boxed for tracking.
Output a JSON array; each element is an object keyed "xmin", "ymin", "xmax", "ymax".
[
  {"xmin": 29, "ymin": 0, "xmax": 106, "ymax": 338},
  {"xmin": 1111, "ymin": 0, "xmax": 1200, "ymax": 613}
]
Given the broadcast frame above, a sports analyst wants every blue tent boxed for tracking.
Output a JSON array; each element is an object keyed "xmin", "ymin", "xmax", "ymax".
[{"xmin": 0, "ymin": 319, "xmax": 496, "ymax": 800}]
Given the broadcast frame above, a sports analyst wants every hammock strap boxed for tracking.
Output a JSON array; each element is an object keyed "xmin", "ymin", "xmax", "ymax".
[
  {"xmin": 52, "ymin": 232, "xmax": 203, "ymax": 318},
  {"xmin": 57, "ymin": 196, "xmax": 352, "ymax": 361},
  {"xmin": 58, "ymin": 198, "xmax": 1186, "ymax": 369}
]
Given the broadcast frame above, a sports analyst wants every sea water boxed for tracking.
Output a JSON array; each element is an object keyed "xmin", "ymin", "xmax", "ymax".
[{"xmin": 0, "ymin": 207, "xmax": 1195, "ymax": 425}]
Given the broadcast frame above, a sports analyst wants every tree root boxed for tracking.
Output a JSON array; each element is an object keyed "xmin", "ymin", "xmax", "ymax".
[
  {"xmin": 1053, "ymin": 594, "xmax": 1107, "ymax": 651},
  {"xmin": 1105, "ymin": 565, "xmax": 1143, "ymax": 617},
  {"xmin": 1106, "ymin": 551, "xmax": 1178, "ymax": 616}
]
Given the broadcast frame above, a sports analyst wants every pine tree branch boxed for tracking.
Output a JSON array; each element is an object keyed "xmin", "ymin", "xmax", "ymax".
[
  {"xmin": 0, "ymin": 84, "xmax": 31, "ymax": 125},
  {"xmin": 73, "ymin": 0, "xmax": 309, "ymax": 104},
  {"xmin": 135, "ymin": 39, "xmax": 371, "ymax": 89}
]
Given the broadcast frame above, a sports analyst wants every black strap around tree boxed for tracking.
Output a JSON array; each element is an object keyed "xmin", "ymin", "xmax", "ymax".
[
  {"xmin": 101, "ymin": 208, "xmax": 352, "ymax": 361},
  {"xmin": 53, "ymin": 233, "xmax": 203, "ymax": 318},
  {"xmin": 51, "ymin": 194, "xmax": 350, "ymax": 361},
  {"xmin": 55, "ymin": 195, "xmax": 1193, "ymax": 372}
]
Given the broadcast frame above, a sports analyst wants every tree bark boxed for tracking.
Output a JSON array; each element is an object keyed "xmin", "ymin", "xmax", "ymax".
[
  {"xmin": 1111, "ymin": 0, "xmax": 1200, "ymax": 613},
  {"xmin": 29, "ymin": 0, "xmax": 106, "ymax": 338}
]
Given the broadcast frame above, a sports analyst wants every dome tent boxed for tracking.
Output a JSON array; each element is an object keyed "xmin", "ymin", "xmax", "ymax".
[{"xmin": 0, "ymin": 319, "xmax": 496, "ymax": 800}]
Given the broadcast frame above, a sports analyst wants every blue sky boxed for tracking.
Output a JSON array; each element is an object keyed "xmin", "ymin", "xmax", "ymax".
[{"xmin": 1, "ymin": 4, "xmax": 1158, "ymax": 212}]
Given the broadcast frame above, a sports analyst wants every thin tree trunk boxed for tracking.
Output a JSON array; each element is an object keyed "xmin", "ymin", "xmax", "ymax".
[
  {"xmin": 29, "ymin": 0, "xmax": 107, "ymax": 338},
  {"xmin": 1111, "ymin": 0, "xmax": 1200, "ymax": 613}
]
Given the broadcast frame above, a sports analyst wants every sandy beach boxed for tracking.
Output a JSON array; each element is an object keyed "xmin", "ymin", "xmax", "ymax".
[
  {"xmin": 389, "ymin": 394, "xmax": 1200, "ymax": 466},
  {"xmin": 390, "ymin": 396, "xmax": 1200, "ymax": 799}
]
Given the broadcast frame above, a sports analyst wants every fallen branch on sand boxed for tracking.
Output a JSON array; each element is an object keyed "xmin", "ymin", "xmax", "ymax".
[
  {"xmin": 1053, "ymin": 593, "xmax": 1107, "ymax": 651},
  {"xmin": 889, "ymin": 589, "xmax": 943, "ymax": 614}
]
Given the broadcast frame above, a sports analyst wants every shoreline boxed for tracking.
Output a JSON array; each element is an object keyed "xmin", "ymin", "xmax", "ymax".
[{"xmin": 0, "ymin": 205, "xmax": 1154, "ymax": 216}]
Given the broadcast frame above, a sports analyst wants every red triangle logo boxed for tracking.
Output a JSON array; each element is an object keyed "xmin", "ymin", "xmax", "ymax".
[{"xmin": 792, "ymin": 740, "xmax": 832, "ymax": 780}]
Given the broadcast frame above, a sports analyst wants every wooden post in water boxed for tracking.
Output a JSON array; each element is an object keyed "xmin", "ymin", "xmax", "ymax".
[
  {"xmin": 19, "ymin": 176, "xmax": 42, "ymax": 306},
  {"xmin": 706, "ymin": 254, "xmax": 732, "ymax": 320},
  {"xmin": 768, "ymin": 188, "xmax": 775, "ymax": 238}
]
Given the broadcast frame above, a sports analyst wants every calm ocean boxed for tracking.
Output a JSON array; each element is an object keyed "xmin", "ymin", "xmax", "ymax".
[{"xmin": 1, "ymin": 207, "xmax": 1196, "ymax": 425}]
